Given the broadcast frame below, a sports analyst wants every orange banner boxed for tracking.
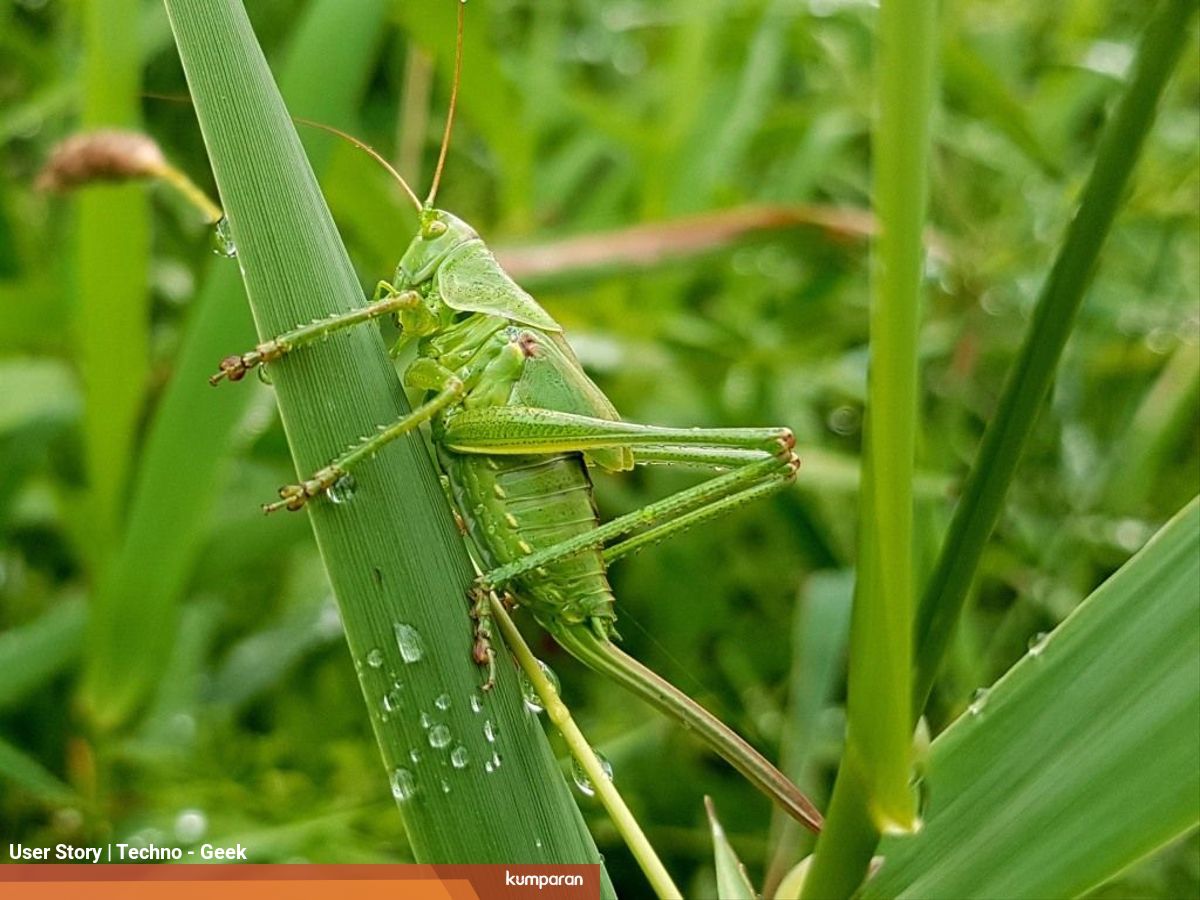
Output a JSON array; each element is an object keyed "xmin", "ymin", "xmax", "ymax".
[{"xmin": 0, "ymin": 864, "xmax": 601, "ymax": 900}]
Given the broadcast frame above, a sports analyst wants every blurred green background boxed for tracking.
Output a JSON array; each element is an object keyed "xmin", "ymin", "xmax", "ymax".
[{"xmin": 0, "ymin": 0, "xmax": 1196, "ymax": 895}]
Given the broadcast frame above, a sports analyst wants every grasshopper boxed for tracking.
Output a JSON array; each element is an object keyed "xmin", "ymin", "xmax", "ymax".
[{"xmin": 210, "ymin": 5, "xmax": 821, "ymax": 833}]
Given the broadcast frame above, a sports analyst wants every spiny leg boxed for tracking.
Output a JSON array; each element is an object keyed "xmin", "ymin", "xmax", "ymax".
[
  {"xmin": 590, "ymin": 442, "xmax": 802, "ymax": 564},
  {"xmin": 264, "ymin": 364, "xmax": 465, "ymax": 513},
  {"xmin": 477, "ymin": 455, "xmax": 794, "ymax": 589},
  {"xmin": 441, "ymin": 414, "xmax": 797, "ymax": 589},
  {"xmin": 441, "ymin": 405, "xmax": 795, "ymax": 458},
  {"xmin": 210, "ymin": 284, "xmax": 425, "ymax": 384},
  {"xmin": 264, "ymin": 336, "xmax": 533, "ymax": 513}
]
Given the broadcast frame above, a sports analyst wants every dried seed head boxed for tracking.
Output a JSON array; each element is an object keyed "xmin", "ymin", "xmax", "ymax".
[{"xmin": 37, "ymin": 130, "xmax": 167, "ymax": 192}]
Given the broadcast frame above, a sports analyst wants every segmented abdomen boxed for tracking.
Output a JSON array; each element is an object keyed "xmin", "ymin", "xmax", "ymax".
[{"xmin": 439, "ymin": 449, "xmax": 616, "ymax": 629}]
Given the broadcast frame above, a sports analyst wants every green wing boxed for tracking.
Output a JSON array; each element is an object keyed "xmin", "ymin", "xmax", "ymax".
[
  {"xmin": 509, "ymin": 331, "xmax": 634, "ymax": 473},
  {"xmin": 436, "ymin": 240, "xmax": 562, "ymax": 332}
]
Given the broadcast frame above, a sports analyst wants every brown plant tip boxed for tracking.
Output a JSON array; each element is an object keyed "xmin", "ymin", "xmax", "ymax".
[{"xmin": 36, "ymin": 130, "xmax": 167, "ymax": 192}]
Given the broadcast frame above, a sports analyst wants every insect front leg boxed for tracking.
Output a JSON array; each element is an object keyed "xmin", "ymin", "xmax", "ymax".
[{"xmin": 209, "ymin": 285, "xmax": 428, "ymax": 384}]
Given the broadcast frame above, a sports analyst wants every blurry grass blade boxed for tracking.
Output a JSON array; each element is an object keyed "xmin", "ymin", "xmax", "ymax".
[
  {"xmin": 680, "ymin": 0, "xmax": 790, "ymax": 212},
  {"xmin": 81, "ymin": 0, "xmax": 389, "ymax": 730},
  {"xmin": 867, "ymin": 497, "xmax": 1200, "ymax": 899},
  {"xmin": 0, "ymin": 735, "xmax": 79, "ymax": 806},
  {"xmin": 765, "ymin": 571, "xmax": 854, "ymax": 896},
  {"xmin": 941, "ymin": 37, "xmax": 1061, "ymax": 178},
  {"xmin": 0, "ymin": 358, "xmax": 80, "ymax": 434},
  {"xmin": 913, "ymin": 0, "xmax": 1199, "ymax": 709},
  {"xmin": 706, "ymin": 797, "xmax": 757, "ymax": 900},
  {"xmin": 1103, "ymin": 345, "xmax": 1200, "ymax": 513},
  {"xmin": 0, "ymin": 598, "xmax": 85, "ymax": 710},
  {"xmin": 161, "ymin": 0, "xmax": 609, "ymax": 874},
  {"xmin": 77, "ymin": 0, "xmax": 149, "ymax": 557},
  {"xmin": 496, "ymin": 205, "xmax": 885, "ymax": 285}
]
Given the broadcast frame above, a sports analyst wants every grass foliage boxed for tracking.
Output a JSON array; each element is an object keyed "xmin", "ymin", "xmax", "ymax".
[{"xmin": 0, "ymin": 0, "xmax": 1196, "ymax": 896}]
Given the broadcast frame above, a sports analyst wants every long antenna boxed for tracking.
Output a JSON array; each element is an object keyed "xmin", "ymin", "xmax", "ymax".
[
  {"xmin": 425, "ymin": 0, "xmax": 465, "ymax": 208},
  {"xmin": 295, "ymin": 116, "xmax": 424, "ymax": 213}
]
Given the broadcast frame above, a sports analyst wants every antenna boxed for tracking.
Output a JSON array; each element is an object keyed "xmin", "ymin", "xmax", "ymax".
[
  {"xmin": 295, "ymin": 117, "xmax": 424, "ymax": 213},
  {"xmin": 425, "ymin": 0, "xmax": 466, "ymax": 208}
]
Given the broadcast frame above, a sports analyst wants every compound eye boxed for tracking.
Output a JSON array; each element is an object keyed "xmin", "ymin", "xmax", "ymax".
[{"xmin": 423, "ymin": 219, "xmax": 448, "ymax": 239}]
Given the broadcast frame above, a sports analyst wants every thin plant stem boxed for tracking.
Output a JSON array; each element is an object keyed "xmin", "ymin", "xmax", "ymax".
[
  {"xmin": 801, "ymin": 0, "xmax": 938, "ymax": 892},
  {"xmin": 490, "ymin": 597, "xmax": 683, "ymax": 900}
]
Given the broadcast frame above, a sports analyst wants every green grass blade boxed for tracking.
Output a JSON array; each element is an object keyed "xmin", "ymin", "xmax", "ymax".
[
  {"xmin": 80, "ymin": 0, "xmax": 389, "ymax": 730},
  {"xmin": 706, "ymin": 797, "xmax": 757, "ymax": 900},
  {"xmin": 867, "ymin": 496, "xmax": 1200, "ymax": 899},
  {"xmin": 77, "ymin": 0, "xmax": 149, "ymax": 557},
  {"xmin": 159, "ymin": 0, "xmax": 609, "ymax": 874},
  {"xmin": 802, "ymin": 0, "xmax": 938, "ymax": 893},
  {"xmin": 913, "ymin": 0, "xmax": 1199, "ymax": 708},
  {"xmin": 0, "ymin": 735, "xmax": 79, "ymax": 806},
  {"xmin": 0, "ymin": 598, "xmax": 85, "ymax": 710}
]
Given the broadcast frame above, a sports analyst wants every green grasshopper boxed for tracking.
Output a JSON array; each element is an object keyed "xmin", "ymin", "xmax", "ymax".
[{"xmin": 210, "ymin": 6, "xmax": 821, "ymax": 833}]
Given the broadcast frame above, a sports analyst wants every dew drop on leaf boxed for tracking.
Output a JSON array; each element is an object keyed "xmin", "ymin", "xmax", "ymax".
[
  {"xmin": 325, "ymin": 473, "xmax": 358, "ymax": 505},
  {"xmin": 389, "ymin": 768, "xmax": 415, "ymax": 801},
  {"xmin": 394, "ymin": 623, "xmax": 425, "ymax": 663},
  {"xmin": 211, "ymin": 216, "xmax": 237, "ymax": 257},
  {"xmin": 571, "ymin": 750, "xmax": 613, "ymax": 797}
]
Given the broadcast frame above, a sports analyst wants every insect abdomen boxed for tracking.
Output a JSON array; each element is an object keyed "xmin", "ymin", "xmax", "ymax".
[{"xmin": 441, "ymin": 449, "xmax": 615, "ymax": 629}]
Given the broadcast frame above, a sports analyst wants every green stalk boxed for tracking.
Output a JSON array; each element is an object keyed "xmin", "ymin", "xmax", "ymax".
[
  {"xmin": 160, "ymin": 0, "xmax": 610, "ymax": 877},
  {"xmin": 552, "ymin": 624, "xmax": 824, "ymax": 832},
  {"xmin": 77, "ymin": 0, "xmax": 148, "ymax": 559},
  {"xmin": 912, "ymin": 0, "xmax": 1199, "ymax": 711},
  {"xmin": 490, "ymin": 600, "xmax": 681, "ymax": 900},
  {"xmin": 801, "ymin": 0, "xmax": 938, "ymax": 894},
  {"xmin": 82, "ymin": 0, "xmax": 389, "ymax": 731}
]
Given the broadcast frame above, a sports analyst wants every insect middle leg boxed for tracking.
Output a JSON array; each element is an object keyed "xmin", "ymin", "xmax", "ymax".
[
  {"xmin": 264, "ymin": 359, "xmax": 466, "ymax": 512},
  {"xmin": 209, "ymin": 283, "xmax": 427, "ymax": 384}
]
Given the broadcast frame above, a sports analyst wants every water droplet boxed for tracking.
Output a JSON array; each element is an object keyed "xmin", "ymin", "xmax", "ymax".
[
  {"xmin": 389, "ymin": 767, "xmax": 416, "ymax": 801},
  {"xmin": 435, "ymin": 693, "xmax": 451, "ymax": 711},
  {"xmin": 395, "ymin": 623, "xmax": 425, "ymax": 663},
  {"xmin": 571, "ymin": 750, "xmax": 613, "ymax": 797},
  {"xmin": 382, "ymin": 689, "xmax": 403, "ymax": 713},
  {"xmin": 256, "ymin": 364, "xmax": 273, "ymax": 385},
  {"xmin": 483, "ymin": 719, "xmax": 498, "ymax": 743},
  {"xmin": 520, "ymin": 659, "xmax": 560, "ymax": 713},
  {"xmin": 1027, "ymin": 631, "xmax": 1050, "ymax": 656},
  {"xmin": 484, "ymin": 760, "xmax": 495, "ymax": 774},
  {"xmin": 450, "ymin": 746, "xmax": 469, "ymax": 769},
  {"xmin": 211, "ymin": 216, "xmax": 237, "ymax": 257},
  {"xmin": 366, "ymin": 649, "xmax": 384, "ymax": 668},
  {"xmin": 535, "ymin": 838, "xmax": 543, "ymax": 849},
  {"xmin": 827, "ymin": 405, "xmax": 861, "ymax": 436},
  {"xmin": 441, "ymin": 778, "xmax": 451, "ymax": 794},
  {"xmin": 409, "ymin": 748, "xmax": 421, "ymax": 764},
  {"xmin": 968, "ymin": 687, "xmax": 990, "ymax": 716},
  {"xmin": 470, "ymin": 693, "xmax": 483, "ymax": 713},
  {"xmin": 490, "ymin": 751, "xmax": 502, "ymax": 770},
  {"xmin": 325, "ymin": 473, "xmax": 357, "ymax": 505},
  {"xmin": 419, "ymin": 711, "xmax": 431, "ymax": 729},
  {"xmin": 173, "ymin": 809, "xmax": 207, "ymax": 843},
  {"xmin": 428, "ymin": 724, "xmax": 452, "ymax": 749}
]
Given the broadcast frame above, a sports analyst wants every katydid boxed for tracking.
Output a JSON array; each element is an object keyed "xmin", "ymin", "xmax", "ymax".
[{"xmin": 211, "ymin": 6, "xmax": 821, "ymax": 834}]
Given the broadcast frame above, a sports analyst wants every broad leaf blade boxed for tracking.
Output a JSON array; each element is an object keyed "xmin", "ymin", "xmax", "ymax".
[{"xmin": 867, "ymin": 497, "xmax": 1200, "ymax": 899}]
